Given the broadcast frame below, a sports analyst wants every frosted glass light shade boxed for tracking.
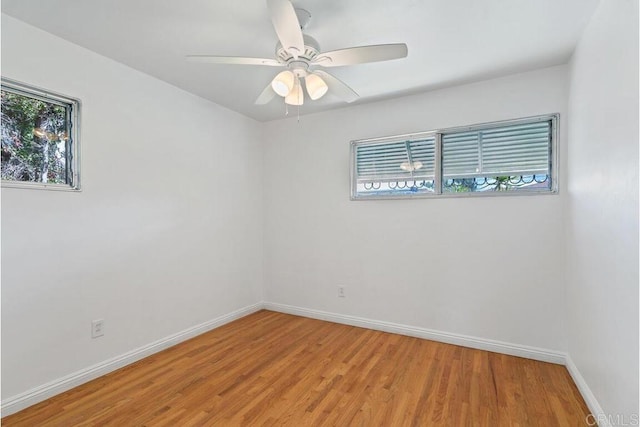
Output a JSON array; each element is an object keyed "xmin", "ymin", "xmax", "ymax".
[
  {"xmin": 305, "ymin": 73, "xmax": 328, "ymax": 100},
  {"xmin": 271, "ymin": 71, "xmax": 295, "ymax": 97},
  {"xmin": 285, "ymin": 79, "xmax": 304, "ymax": 105}
]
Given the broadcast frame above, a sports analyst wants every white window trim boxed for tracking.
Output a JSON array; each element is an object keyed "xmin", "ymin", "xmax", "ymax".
[
  {"xmin": 1, "ymin": 77, "xmax": 82, "ymax": 192},
  {"xmin": 350, "ymin": 114, "xmax": 559, "ymax": 200}
]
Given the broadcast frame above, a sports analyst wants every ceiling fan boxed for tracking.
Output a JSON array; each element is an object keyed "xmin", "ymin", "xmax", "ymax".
[{"xmin": 186, "ymin": 0, "xmax": 408, "ymax": 107}]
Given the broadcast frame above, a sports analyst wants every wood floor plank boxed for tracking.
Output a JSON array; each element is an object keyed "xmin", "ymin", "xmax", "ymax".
[{"xmin": 2, "ymin": 310, "xmax": 591, "ymax": 426}]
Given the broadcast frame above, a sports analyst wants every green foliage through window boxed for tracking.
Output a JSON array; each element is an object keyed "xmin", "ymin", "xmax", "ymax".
[{"xmin": 1, "ymin": 80, "xmax": 78, "ymax": 189}]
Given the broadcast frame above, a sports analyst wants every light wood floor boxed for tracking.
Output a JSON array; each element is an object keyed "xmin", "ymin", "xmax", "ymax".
[{"xmin": 3, "ymin": 310, "xmax": 590, "ymax": 426}]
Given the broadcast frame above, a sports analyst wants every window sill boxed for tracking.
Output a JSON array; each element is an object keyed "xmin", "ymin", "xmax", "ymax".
[
  {"xmin": 351, "ymin": 188, "xmax": 558, "ymax": 201},
  {"xmin": 1, "ymin": 181, "xmax": 81, "ymax": 192}
]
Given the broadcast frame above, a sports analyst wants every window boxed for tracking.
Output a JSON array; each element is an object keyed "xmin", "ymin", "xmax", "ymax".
[
  {"xmin": 1, "ymin": 78, "xmax": 80, "ymax": 190},
  {"xmin": 354, "ymin": 136, "xmax": 436, "ymax": 197},
  {"xmin": 351, "ymin": 114, "xmax": 557, "ymax": 199}
]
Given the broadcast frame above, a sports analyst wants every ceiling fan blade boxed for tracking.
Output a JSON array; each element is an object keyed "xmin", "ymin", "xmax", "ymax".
[
  {"xmin": 312, "ymin": 43, "xmax": 408, "ymax": 67},
  {"xmin": 313, "ymin": 70, "xmax": 359, "ymax": 103},
  {"xmin": 266, "ymin": 0, "xmax": 304, "ymax": 58},
  {"xmin": 186, "ymin": 55, "xmax": 282, "ymax": 66},
  {"xmin": 255, "ymin": 83, "xmax": 277, "ymax": 105}
]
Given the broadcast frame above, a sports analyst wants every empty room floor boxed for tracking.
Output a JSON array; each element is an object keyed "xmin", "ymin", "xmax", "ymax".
[{"xmin": 2, "ymin": 310, "xmax": 590, "ymax": 426}]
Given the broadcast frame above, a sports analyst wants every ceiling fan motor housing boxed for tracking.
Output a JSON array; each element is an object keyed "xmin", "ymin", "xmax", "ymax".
[{"xmin": 276, "ymin": 33, "xmax": 320, "ymax": 72}]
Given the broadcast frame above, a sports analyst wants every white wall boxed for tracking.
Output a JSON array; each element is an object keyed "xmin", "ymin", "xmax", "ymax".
[
  {"xmin": 3, "ymin": 1, "xmax": 637, "ymax": 418},
  {"xmin": 566, "ymin": 0, "xmax": 639, "ymax": 419},
  {"xmin": 1, "ymin": 15, "xmax": 263, "ymax": 399},
  {"xmin": 263, "ymin": 66, "xmax": 569, "ymax": 352}
]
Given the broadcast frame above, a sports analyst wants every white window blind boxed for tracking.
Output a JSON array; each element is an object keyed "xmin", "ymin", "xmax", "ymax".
[
  {"xmin": 355, "ymin": 137, "xmax": 435, "ymax": 183},
  {"xmin": 442, "ymin": 121, "xmax": 551, "ymax": 178}
]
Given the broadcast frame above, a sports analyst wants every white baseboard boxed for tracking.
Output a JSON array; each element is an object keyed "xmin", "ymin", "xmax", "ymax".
[
  {"xmin": 263, "ymin": 302, "xmax": 566, "ymax": 364},
  {"xmin": 565, "ymin": 355, "xmax": 609, "ymax": 427},
  {"xmin": 1, "ymin": 302, "xmax": 263, "ymax": 417}
]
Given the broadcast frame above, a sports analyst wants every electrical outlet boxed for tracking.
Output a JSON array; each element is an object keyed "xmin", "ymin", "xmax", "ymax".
[
  {"xmin": 92, "ymin": 319, "xmax": 104, "ymax": 338},
  {"xmin": 338, "ymin": 286, "xmax": 346, "ymax": 298}
]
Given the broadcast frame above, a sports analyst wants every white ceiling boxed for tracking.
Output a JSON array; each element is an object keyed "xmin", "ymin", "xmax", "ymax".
[{"xmin": 2, "ymin": 0, "xmax": 599, "ymax": 122}]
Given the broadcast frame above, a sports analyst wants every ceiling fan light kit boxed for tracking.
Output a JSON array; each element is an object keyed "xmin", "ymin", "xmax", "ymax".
[{"xmin": 187, "ymin": 0, "xmax": 408, "ymax": 111}]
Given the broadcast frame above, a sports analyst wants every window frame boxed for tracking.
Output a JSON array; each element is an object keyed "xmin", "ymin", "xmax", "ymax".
[
  {"xmin": 1, "ymin": 77, "xmax": 81, "ymax": 191},
  {"xmin": 350, "ymin": 114, "xmax": 559, "ymax": 200},
  {"xmin": 352, "ymin": 132, "xmax": 438, "ymax": 198}
]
